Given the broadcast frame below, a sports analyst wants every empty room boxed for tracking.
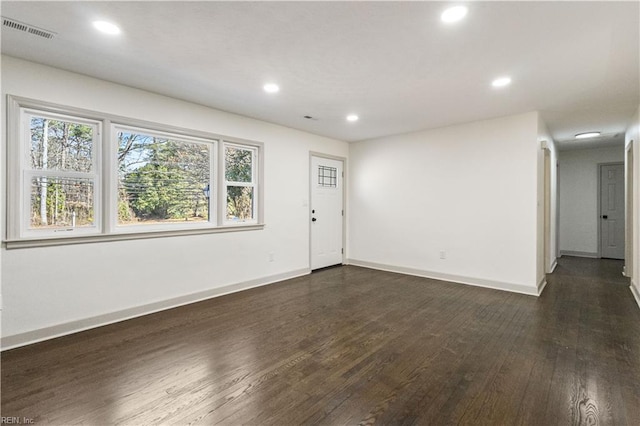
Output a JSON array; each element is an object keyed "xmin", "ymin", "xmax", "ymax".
[{"xmin": 1, "ymin": 1, "xmax": 639, "ymax": 425}]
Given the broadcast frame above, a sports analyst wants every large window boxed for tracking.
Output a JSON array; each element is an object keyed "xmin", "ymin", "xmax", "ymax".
[
  {"xmin": 7, "ymin": 97, "xmax": 263, "ymax": 245},
  {"xmin": 116, "ymin": 126, "xmax": 214, "ymax": 229}
]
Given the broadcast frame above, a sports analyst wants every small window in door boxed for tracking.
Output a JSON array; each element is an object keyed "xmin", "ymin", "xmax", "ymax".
[{"xmin": 318, "ymin": 165, "xmax": 337, "ymax": 188}]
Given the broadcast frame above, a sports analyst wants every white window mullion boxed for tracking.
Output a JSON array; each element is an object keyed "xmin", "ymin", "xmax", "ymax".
[
  {"xmin": 226, "ymin": 181, "xmax": 255, "ymax": 187},
  {"xmin": 252, "ymin": 147, "xmax": 258, "ymax": 220},
  {"xmin": 104, "ymin": 121, "xmax": 116, "ymax": 234},
  {"xmin": 94, "ymin": 122, "xmax": 103, "ymax": 235},
  {"xmin": 218, "ymin": 140, "xmax": 226, "ymax": 227},
  {"xmin": 208, "ymin": 139, "xmax": 217, "ymax": 226},
  {"xmin": 23, "ymin": 170, "xmax": 96, "ymax": 179}
]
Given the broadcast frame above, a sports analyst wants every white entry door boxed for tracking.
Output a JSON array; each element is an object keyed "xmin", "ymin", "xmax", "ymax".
[
  {"xmin": 311, "ymin": 155, "xmax": 344, "ymax": 270},
  {"xmin": 600, "ymin": 163, "xmax": 625, "ymax": 259}
]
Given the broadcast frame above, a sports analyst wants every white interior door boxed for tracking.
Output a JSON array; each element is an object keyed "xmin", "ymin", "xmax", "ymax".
[
  {"xmin": 600, "ymin": 163, "xmax": 625, "ymax": 259},
  {"xmin": 311, "ymin": 156, "xmax": 343, "ymax": 270}
]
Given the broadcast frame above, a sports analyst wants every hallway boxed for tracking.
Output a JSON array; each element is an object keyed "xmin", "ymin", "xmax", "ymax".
[
  {"xmin": 552, "ymin": 256, "xmax": 629, "ymax": 286},
  {"xmin": 536, "ymin": 256, "xmax": 638, "ymax": 425}
]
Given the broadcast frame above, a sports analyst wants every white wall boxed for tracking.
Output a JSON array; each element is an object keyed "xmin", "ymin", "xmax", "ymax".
[
  {"xmin": 1, "ymin": 56, "xmax": 349, "ymax": 347},
  {"xmin": 558, "ymin": 146, "xmax": 624, "ymax": 256},
  {"xmin": 348, "ymin": 112, "xmax": 541, "ymax": 295},
  {"xmin": 626, "ymin": 106, "xmax": 640, "ymax": 307}
]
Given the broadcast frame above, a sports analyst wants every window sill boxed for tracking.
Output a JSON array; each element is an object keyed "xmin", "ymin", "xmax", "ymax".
[{"xmin": 4, "ymin": 224, "xmax": 265, "ymax": 250}]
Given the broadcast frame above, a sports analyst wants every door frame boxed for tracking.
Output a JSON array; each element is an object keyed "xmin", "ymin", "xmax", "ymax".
[
  {"xmin": 625, "ymin": 144, "xmax": 634, "ymax": 276},
  {"xmin": 555, "ymin": 152, "xmax": 560, "ymax": 262},
  {"xmin": 543, "ymin": 147, "xmax": 552, "ymax": 273},
  {"xmin": 597, "ymin": 161, "xmax": 625, "ymax": 259},
  {"xmin": 309, "ymin": 152, "xmax": 347, "ymax": 270},
  {"xmin": 541, "ymin": 141, "xmax": 557, "ymax": 274}
]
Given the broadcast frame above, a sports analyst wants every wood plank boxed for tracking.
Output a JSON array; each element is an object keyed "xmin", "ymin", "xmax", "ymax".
[{"xmin": 2, "ymin": 257, "xmax": 639, "ymax": 425}]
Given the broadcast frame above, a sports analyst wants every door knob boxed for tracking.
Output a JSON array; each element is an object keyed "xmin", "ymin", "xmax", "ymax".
[
  {"xmin": 602, "ymin": 215, "xmax": 608, "ymax": 219},
  {"xmin": 312, "ymin": 218, "xmax": 317, "ymax": 222}
]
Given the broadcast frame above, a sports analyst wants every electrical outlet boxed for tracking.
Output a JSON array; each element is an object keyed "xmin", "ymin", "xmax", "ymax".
[
  {"xmin": 439, "ymin": 250, "xmax": 447, "ymax": 260},
  {"xmin": 268, "ymin": 252, "xmax": 275, "ymax": 262}
]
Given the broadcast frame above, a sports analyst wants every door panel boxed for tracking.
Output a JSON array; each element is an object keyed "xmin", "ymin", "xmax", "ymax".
[
  {"xmin": 600, "ymin": 163, "xmax": 624, "ymax": 259},
  {"xmin": 311, "ymin": 156, "xmax": 343, "ymax": 270}
]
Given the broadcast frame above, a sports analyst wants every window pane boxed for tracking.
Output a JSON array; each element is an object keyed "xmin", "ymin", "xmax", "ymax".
[
  {"xmin": 227, "ymin": 186, "xmax": 254, "ymax": 221},
  {"xmin": 30, "ymin": 116, "xmax": 94, "ymax": 172},
  {"xmin": 318, "ymin": 165, "xmax": 337, "ymax": 188},
  {"xmin": 29, "ymin": 176, "xmax": 95, "ymax": 229},
  {"xmin": 117, "ymin": 131, "xmax": 211, "ymax": 225},
  {"xmin": 225, "ymin": 146, "xmax": 253, "ymax": 183}
]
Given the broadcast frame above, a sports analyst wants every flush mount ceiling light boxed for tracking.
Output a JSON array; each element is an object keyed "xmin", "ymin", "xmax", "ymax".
[
  {"xmin": 346, "ymin": 114, "xmax": 359, "ymax": 122},
  {"xmin": 263, "ymin": 83, "xmax": 280, "ymax": 93},
  {"xmin": 575, "ymin": 132, "xmax": 601, "ymax": 139},
  {"xmin": 491, "ymin": 76, "xmax": 512, "ymax": 88},
  {"xmin": 441, "ymin": 6, "xmax": 468, "ymax": 23},
  {"xmin": 92, "ymin": 20, "xmax": 121, "ymax": 35}
]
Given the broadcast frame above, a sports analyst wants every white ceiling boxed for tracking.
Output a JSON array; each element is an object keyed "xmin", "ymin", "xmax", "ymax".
[{"xmin": 1, "ymin": 1, "xmax": 639, "ymax": 144}]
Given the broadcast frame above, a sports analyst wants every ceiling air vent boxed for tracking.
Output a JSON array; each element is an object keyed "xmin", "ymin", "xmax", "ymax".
[{"xmin": 2, "ymin": 17, "xmax": 56, "ymax": 39}]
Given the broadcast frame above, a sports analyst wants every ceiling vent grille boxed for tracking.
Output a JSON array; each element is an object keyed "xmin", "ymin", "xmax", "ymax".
[{"xmin": 2, "ymin": 17, "xmax": 56, "ymax": 39}]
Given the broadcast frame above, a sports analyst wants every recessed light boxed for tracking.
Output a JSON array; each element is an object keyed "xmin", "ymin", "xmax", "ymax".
[
  {"xmin": 263, "ymin": 83, "xmax": 280, "ymax": 93},
  {"xmin": 92, "ymin": 21, "xmax": 121, "ymax": 35},
  {"xmin": 491, "ymin": 76, "xmax": 512, "ymax": 88},
  {"xmin": 441, "ymin": 6, "xmax": 468, "ymax": 23},
  {"xmin": 575, "ymin": 132, "xmax": 601, "ymax": 139},
  {"xmin": 346, "ymin": 114, "xmax": 359, "ymax": 122}
]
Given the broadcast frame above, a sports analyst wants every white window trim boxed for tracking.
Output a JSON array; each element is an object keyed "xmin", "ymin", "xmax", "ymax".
[{"xmin": 5, "ymin": 95, "xmax": 265, "ymax": 249}]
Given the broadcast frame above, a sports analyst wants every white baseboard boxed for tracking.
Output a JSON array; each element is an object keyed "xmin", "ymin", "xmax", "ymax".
[
  {"xmin": 1, "ymin": 268, "xmax": 310, "ymax": 351},
  {"xmin": 346, "ymin": 259, "xmax": 539, "ymax": 296},
  {"xmin": 630, "ymin": 280, "xmax": 640, "ymax": 310},
  {"xmin": 559, "ymin": 250, "xmax": 599, "ymax": 258},
  {"xmin": 549, "ymin": 259, "xmax": 558, "ymax": 274},
  {"xmin": 537, "ymin": 276, "xmax": 548, "ymax": 295}
]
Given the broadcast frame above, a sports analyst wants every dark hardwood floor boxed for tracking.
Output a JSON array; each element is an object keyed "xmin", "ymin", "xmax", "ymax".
[{"xmin": 2, "ymin": 256, "xmax": 639, "ymax": 425}]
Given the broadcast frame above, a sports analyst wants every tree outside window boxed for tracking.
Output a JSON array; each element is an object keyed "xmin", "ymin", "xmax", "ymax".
[
  {"xmin": 117, "ymin": 130, "xmax": 211, "ymax": 226},
  {"xmin": 27, "ymin": 115, "xmax": 97, "ymax": 230}
]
